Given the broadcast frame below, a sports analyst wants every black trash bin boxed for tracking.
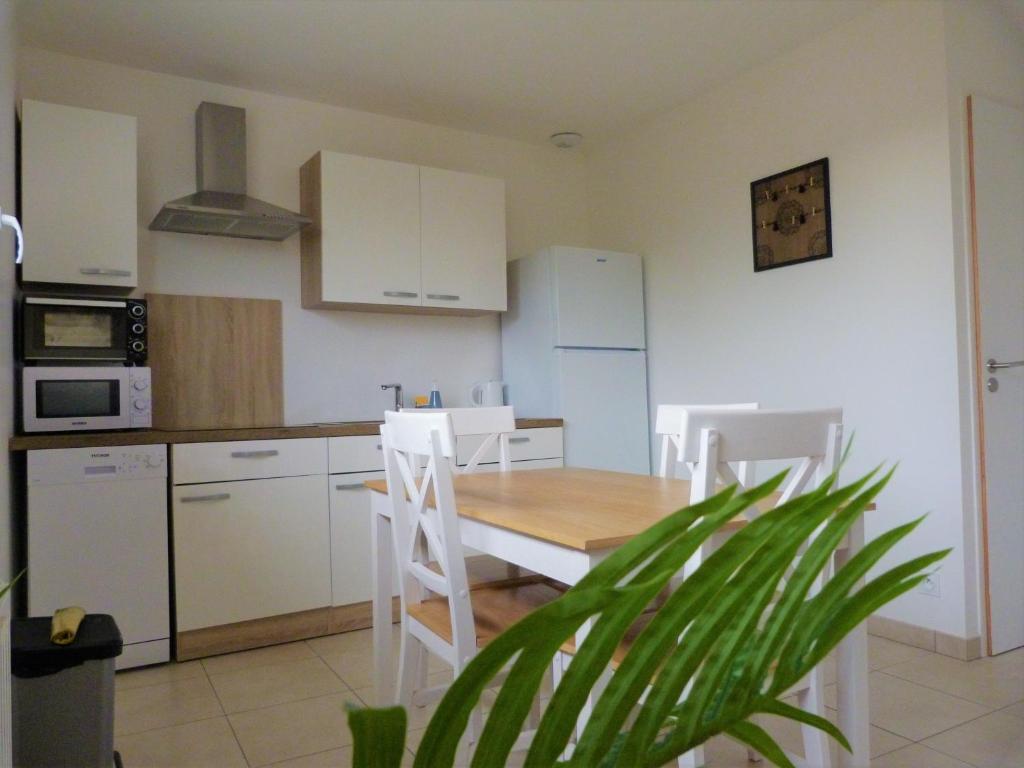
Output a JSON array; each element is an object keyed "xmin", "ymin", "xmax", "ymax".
[{"xmin": 12, "ymin": 613, "xmax": 123, "ymax": 768}]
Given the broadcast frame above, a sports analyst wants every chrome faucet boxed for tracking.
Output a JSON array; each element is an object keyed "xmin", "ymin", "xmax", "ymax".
[{"xmin": 381, "ymin": 383, "xmax": 403, "ymax": 411}]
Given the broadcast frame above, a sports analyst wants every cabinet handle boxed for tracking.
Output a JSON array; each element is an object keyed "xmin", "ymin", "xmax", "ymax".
[
  {"xmin": 180, "ymin": 493, "xmax": 231, "ymax": 503},
  {"xmin": 383, "ymin": 291, "xmax": 418, "ymax": 298},
  {"xmin": 376, "ymin": 444, "xmax": 382, "ymax": 451},
  {"xmin": 426, "ymin": 294, "xmax": 460, "ymax": 301},
  {"xmin": 509, "ymin": 437, "xmax": 531, "ymax": 444},
  {"xmin": 80, "ymin": 267, "xmax": 133, "ymax": 277},
  {"xmin": 335, "ymin": 482, "xmax": 365, "ymax": 491},
  {"xmin": 230, "ymin": 449, "xmax": 279, "ymax": 459}
]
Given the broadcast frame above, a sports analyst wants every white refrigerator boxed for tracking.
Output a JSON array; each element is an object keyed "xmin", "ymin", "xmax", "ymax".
[{"xmin": 501, "ymin": 246, "xmax": 650, "ymax": 474}]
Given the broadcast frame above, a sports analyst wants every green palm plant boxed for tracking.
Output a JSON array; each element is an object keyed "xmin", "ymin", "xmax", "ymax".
[{"xmin": 349, "ymin": 467, "xmax": 947, "ymax": 768}]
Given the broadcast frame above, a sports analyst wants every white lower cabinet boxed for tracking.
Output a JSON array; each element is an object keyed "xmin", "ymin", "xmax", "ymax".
[
  {"xmin": 171, "ymin": 427, "xmax": 561, "ymax": 637},
  {"xmin": 173, "ymin": 474, "xmax": 331, "ymax": 632},
  {"xmin": 329, "ymin": 470, "xmax": 399, "ymax": 607}
]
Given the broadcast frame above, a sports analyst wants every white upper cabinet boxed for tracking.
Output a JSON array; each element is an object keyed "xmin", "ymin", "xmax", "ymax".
[
  {"xmin": 302, "ymin": 152, "xmax": 421, "ymax": 308},
  {"xmin": 420, "ymin": 166, "xmax": 507, "ymax": 312},
  {"xmin": 301, "ymin": 151, "xmax": 507, "ymax": 314},
  {"xmin": 20, "ymin": 100, "xmax": 138, "ymax": 288}
]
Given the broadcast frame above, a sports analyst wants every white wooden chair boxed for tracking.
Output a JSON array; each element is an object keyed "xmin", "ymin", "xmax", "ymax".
[
  {"xmin": 444, "ymin": 406, "xmax": 516, "ymax": 473},
  {"xmin": 381, "ymin": 410, "xmax": 562, "ymax": 750},
  {"xmin": 676, "ymin": 407, "xmax": 844, "ymax": 768},
  {"xmin": 654, "ymin": 402, "xmax": 759, "ymax": 479}
]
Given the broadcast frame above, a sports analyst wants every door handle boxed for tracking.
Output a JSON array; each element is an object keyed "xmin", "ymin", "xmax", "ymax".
[
  {"xmin": 383, "ymin": 291, "xmax": 418, "ymax": 298},
  {"xmin": 180, "ymin": 493, "xmax": 231, "ymax": 503},
  {"xmin": 335, "ymin": 483, "xmax": 365, "ymax": 491},
  {"xmin": 230, "ymin": 449, "xmax": 279, "ymax": 459},
  {"xmin": 986, "ymin": 359, "xmax": 1024, "ymax": 372},
  {"xmin": 80, "ymin": 267, "xmax": 133, "ymax": 277},
  {"xmin": 426, "ymin": 294, "xmax": 460, "ymax": 301},
  {"xmin": 509, "ymin": 437, "xmax": 531, "ymax": 444}
]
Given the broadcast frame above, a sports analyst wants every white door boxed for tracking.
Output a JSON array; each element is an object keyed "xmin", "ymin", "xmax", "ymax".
[
  {"xmin": 20, "ymin": 100, "xmax": 137, "ymax": 288},
  {"xmin": 970, "ymin": 96, "xmax": 1024, "ymax": 655},
  {"xmin": 330, "ymin": 470, "xmax": 399, "ymax": 606},
  {"xmin": 173, "ymin": 475, "xmax": 331, "ymax": 631},
  {"xmin": 552, "ymin": 247, "xmax": 646, "ymax": 350},
  {"xmin": 555, "ymin": 349, "xmax": 650, "ymax": 474},
  {"xmin": 28, "ymin": 477, "xmax": 169, "ymax": 648},
  {"xmin": 420, "ymin": 166, "xmax": 507, "ymax": 312},
  {"xmin": 318, "ymin": 152, "xmax": 421, "ymax": 307}
]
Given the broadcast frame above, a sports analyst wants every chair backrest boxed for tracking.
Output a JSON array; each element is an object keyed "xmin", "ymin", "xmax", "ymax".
[
  {"xmin": 680, "ymin": 408, "xmax": 844, "ymax": 591},
  {"xmin": 655, "ymin": 402, "xmax": 759, "ymax": 479},
  {"xmin": 380, "ymin": 410, "xmax": 476, "ymax": 660},
  {"xmin": 680, "ymin": 407, "xmax": 843, "ymax": 514},
  {"xmin": 434, "ymin": 405, "xmax": 517, "ymax": 474}
]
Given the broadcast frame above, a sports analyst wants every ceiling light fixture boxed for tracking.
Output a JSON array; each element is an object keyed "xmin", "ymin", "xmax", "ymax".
[{"xmin": 549, "ymin": 131, "xmax": 583, "ymax": 149}]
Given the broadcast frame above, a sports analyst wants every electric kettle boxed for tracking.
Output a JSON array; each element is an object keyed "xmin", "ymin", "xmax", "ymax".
[{"xmin": 470, "ymin": 380, "xmax": 505, "ymax": 407}]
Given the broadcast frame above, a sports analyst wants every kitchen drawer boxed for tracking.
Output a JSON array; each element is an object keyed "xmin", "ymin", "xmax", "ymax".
[
  {"xmin": 173, "ymin": 438, "xmax": 327, "ymax": 485},
  {"xmin": 328, "ymin": 435, "xmax": 384, "ymax": 474},
  {"xmin": 456, "ymin": 427, "xmax": 563, "ymax": 467}
]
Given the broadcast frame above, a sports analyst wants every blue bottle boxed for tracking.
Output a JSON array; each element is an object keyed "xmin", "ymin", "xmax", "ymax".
[{"xmin": 427, "ymin": 380, "xmax": 443, "ymax": 409}]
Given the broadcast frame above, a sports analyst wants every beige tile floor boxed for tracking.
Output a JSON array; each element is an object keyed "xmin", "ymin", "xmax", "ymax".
[{"xmin": 113, "ymin": 629, "xmax": 1024, "ymax": 767}]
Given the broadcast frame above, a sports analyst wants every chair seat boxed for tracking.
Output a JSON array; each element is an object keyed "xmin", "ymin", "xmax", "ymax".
[{"xmin": 407, "ymin": 580, "xmax": 566, "ymax": 648}]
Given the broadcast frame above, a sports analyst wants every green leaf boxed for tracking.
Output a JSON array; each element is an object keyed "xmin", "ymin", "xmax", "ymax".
[
  {"xmin": 756, "ymin": 695, "xmax": 850, "ymax": 753},
  {"xmin": 0, "ymin": 569, "xmax": 24, "ymax": 603},
  {"xmin": 348, "ymin": 464, "xmax": 950, "ymax": 768},
  {"xmin": 724, "ymin": 721, "xmax": 796, "ymax": 768},
  {"xmin": 348, "ymin": 704, "xmax": 407, "ymax": 768},
  {"xmin": 627, "ymin": 487, "xmax": 843, "ymax": 765}
]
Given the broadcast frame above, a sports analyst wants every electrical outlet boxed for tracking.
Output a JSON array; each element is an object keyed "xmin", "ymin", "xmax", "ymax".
[{"xmin": 919, "ymin": 572, "xmax": 941, "ymax": 598}]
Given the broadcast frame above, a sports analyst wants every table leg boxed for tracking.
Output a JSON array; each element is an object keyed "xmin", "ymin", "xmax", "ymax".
[
  {"xmin": 371, "ymin": 491, "xmax": 395, "ymax": 706},
  {"xmin": 835, "ymin": 515, "xmax": 869, "ymax": 767}
]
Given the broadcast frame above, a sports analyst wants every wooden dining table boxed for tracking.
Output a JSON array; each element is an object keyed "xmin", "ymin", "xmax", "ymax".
[{"xmin": 366, "ymin": 467, "xmax": 871, "ymax": 767}]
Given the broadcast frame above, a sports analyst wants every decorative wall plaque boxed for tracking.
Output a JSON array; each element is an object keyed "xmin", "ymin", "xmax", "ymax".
[{"xmin": 750, "ymin": 158, "xmax": 831, "ymax": 272}]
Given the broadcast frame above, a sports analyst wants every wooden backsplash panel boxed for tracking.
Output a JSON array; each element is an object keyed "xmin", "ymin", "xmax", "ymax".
[{"xmin": 146, "ymin": 294, "xmax": 284, "ymax": 430}]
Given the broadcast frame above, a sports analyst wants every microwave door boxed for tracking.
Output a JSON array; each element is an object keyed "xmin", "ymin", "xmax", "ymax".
[
  {"xmin": 22, "ymin": 298, "xmax": 128, "ymax": 362},
  {"xmin": 23, "ymin": 370, "xmax": 128, "ymax": 432}
]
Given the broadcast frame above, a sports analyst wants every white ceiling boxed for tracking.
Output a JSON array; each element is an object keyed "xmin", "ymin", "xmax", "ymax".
[{"xmin": 17, "ymin": 0, "xmax": 887, "ymax": 145}]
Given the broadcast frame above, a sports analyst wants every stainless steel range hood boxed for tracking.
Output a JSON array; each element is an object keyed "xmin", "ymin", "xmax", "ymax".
[{"xmin": 149, "ymin": 102, "xmax": 310, "ymax": 241}]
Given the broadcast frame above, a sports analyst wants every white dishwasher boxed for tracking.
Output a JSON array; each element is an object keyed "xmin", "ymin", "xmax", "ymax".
[{"xmin": 27, "ymin": 444, "xmax": 169, "ymax": 669}]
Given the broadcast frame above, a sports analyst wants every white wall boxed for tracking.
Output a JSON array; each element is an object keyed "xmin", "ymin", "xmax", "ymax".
[
  {"xmin": 942, "ymin": 0, "xmax": 1024, "ymax": 641},
  {"xmin": 18, "ymin": 48, "xmax": 590, "ymax": 422},
  {"xmin": 586, "ymin": 2, "xmax": 972, "ymax": 636},
  {"xmin": 0, "ymin": 0, "xmax": 16, "ymax": 581}
]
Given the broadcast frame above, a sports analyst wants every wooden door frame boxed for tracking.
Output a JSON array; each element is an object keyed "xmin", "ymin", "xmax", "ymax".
[{"xmin": 966, "ymin": 94, "xmax": 995, "ymax": 656}]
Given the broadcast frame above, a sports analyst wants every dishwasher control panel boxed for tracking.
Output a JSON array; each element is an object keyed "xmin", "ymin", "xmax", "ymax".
[{"xmin": 28, "ymin": 444, "xmax": 167, "ymax": 484}]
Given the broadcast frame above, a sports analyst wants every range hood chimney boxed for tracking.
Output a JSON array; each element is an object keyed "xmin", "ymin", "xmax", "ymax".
[{"xmin": 149, "ymin": 102, "xmax": 310, "ymax": 241}]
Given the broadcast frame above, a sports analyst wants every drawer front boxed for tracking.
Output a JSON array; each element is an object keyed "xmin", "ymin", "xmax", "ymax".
[
  {"xmin": 173, "ymin": 438, "xmax": 327, "ymax": 485},
  {"xmin": 328, "ymin": 435, "xmax": 384, "ymax": 474},
  {"xmin": 456, "ymin": 427, "xmax": 563, "ymax": 467},
  {"xmin": 173, "ymin": 475, "xmax": 331, "ymax": 631}
]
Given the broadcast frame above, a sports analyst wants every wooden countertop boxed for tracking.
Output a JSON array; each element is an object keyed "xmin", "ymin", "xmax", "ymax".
[{"xmin": 8, "ymin": 418, "xmax": 563, "ymax": 451}]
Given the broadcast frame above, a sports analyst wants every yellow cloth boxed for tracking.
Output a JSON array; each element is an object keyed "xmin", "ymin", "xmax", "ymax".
[{"xmin": 50, "ymin": 606, "xmax": 86, "ymax": 645}]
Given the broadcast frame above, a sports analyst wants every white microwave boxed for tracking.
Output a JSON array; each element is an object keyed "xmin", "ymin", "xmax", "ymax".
[{"xmin": 22, "ymin": 367, "xmax": 152, "ymax": 433}]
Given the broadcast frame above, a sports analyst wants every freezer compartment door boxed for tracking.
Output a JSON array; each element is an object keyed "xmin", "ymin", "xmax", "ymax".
[
  {"xmin": 555, "ymin": 349, "xmax": 650, "ymax": 474},
  {"xmin": 552, "ymin": 247, "xmax": 645, "ymax": 350}
]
